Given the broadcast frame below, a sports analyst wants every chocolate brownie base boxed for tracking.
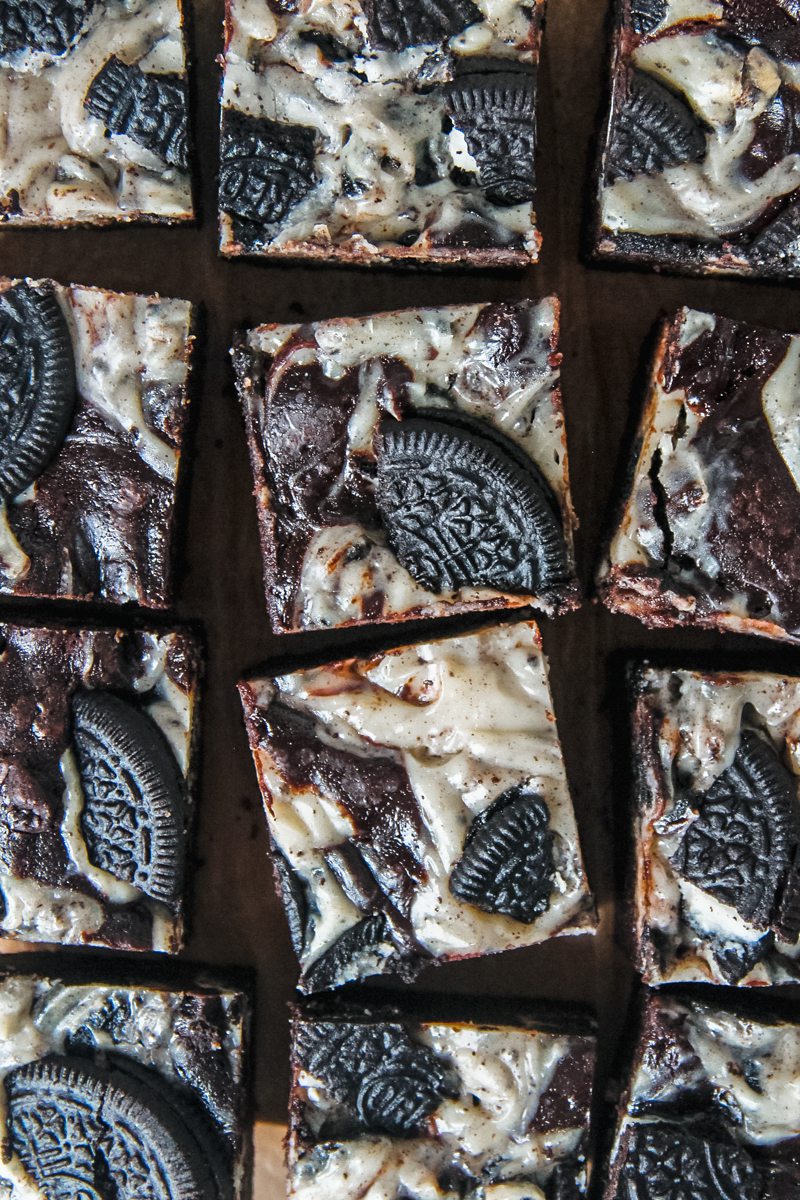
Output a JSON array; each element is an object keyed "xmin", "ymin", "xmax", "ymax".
[
  {"xmin": 238, "ymin": 621, "xmax": 596, "ymax": 993},
  {"xmin": 289, "ymin": 991, "xmax": 596, "ymax": 1200},
  {"xmin": 234, "ymin": 297, "xmax": 580, "ymax": 634},
  {"xmin": 0, "ymin": 621, "xmax": 202, "ymax": 954},
  {"xmin": 219, "ymin": 0, "xmax": 542, "ymax": 265},
  {"xmin": 593, "ymin": 1, "xmax": 800, "ymax": 279},
  {"xmin": 597, "ymin": 307, "xmax": 800, "ymax": 643},
  {"xmin": 603, "ymin": 990, "xmax": 800, "ymax": 1200},
  {"xmin": 0, "ymin": 277, "xmax": 194, "ymax": 607},
  {"xmin": 0, "ymin": 0, "xmax": 193, "ymax": 225}
]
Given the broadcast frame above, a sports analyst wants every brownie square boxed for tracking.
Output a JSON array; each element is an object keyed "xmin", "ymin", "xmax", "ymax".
[
  {"xmin": 0, "ymin": 0, "xmax": 192, "ymax": 225},
  {"xmin": 219, "ymin": 0, "xmax": 542, "ymax": 265},
  {"xmin": 0, "ymin": 622, "xmax": 202, "ymax": 954},
  {"xmin": 234, "ymin": 297, "xmax": 580, "ymax": 634},
  {"xmin": 0, "ymin": 964, "xmax": 250, "ymax": 1199},
  {"xmin": 593, "ymin": 1, "xmax": 800, "ymax": 278},
  {"xmin": 289, "ymin": 993, "xmax": 596, "ymax": 1200},
  {"xmin": 0, "ymin": 276, "xmax": 194, "ymax": 607},
  {"xmin": 238, "ymin": 620, "xmax": 596, "ymax": 993},
  {"xmin": 603, "ymin": 990, "xmax": 800, "ymax": 1199},
  {"xmin": 629, "ymin": 664, "xmax": 800, "ymax": 987},
  {"xmin": 597, "ymin": 307, "xmax": 800, "ymax": 642}
]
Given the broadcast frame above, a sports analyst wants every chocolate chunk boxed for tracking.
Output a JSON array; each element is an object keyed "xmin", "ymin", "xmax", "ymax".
[
  {"xmin": 449, "ymin": 785, "xmax": 555, "ymax": 923},
  {"xmin": 375, "ymin": 411, "xmax": 569, "ymax": 596},
  {"xmin": 301, "ymin": 913, "xmax": 395, "ymax": 992},
  {"xmin": 0, "ymin": 0, "xmax": 96, "ymax": 59},
  {"xmin": 751, "ymin": 200, "xmax": 800, "ymax": 264},
  {"xmin": 219, "ymin": 109, "xmax": 317, "ymax": 227},
  {"xmin": 671, "ymin": 730, "xmax": 800, "ymax": 931},
  {"xmin": 722, "ymin": 1, "xmax": 800, "ymax": 61},
  {"xmin": 72, "ymin": 690, "xmax": 186, "ymax": 904},
  {"xmin": 6, "ymin": 1054, "xmax": 231, "ymax": 1200},
  {"xmin": 0, "ymin": 281, "xmax": 75, "ymax": 500},
  {"xmin": 85, "ymin": 57, "xmax": 189, "ymax": 171},
  {"xmin": 295, "ymin": 1019, "xmax": 453, "ymax": 1136},
  {"xmin": 445, "ymin": 68, "xmax": 535, "ymax": 206},
  {"xmin": 618, "ymin": 1123, "xmax": 762, "ymax": 1200},
  {"xmin": 606, "ymin": 69, "xmax": 706, "ymax": 181},
  {"xmin": 629, "ymin": 0, "xmax": 667, "ymax": 33},
  {"xmin": 742, "ymin": 87, "xmax": 800, "ymax": 181},
  {"xmin": 363, "ymin": 0, "xmax": 482, "ymax": 51}
]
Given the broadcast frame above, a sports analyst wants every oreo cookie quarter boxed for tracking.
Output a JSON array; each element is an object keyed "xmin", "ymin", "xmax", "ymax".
[
  {"xmin": 362, "ymin": 0, "xmax": 482, "ymax": 52},
  {"xmin": 85, "ymin": 57, "xmax": 189, "ymax": 171},
  {"xmin": 0, "ymin": 281, "xmax": 76, "ymax": 500},
  {"xmin": 445, "ymin": 67, "xmax": 536, "ymax": 207},
  {"xmin": 0, "ymin": 0, "xmax": 98, "ymax": 61},
  {"xmin": 72, "ymin": 690, "xmax": 186, "ymax": 905}
]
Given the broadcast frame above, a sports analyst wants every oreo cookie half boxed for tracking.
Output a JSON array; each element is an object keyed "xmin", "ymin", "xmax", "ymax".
[
  {"xmin": 362, "ymin": 0, "xmax": 482, "ymax": 52},
  {"xmin": 445, "ymin": 67, "xmax": 536, "ymax": 207},
  {"xmin": 606, "ymin": 69, "xmax": 706, "ymax": 181},
  {"xmin": 72, "ymin": 691, "xmax": 186, "ymax": 904},
  {"xmin": 85, "ymin": 57, "xmax": 189, "ymax": 171},
  {"xmin": 219, "ymin": 109, "xmax": 317, "ymax": 228},
  {"xmin": 375, "ymin": 411, "xmax": 569, "ymax": 597},
  {"xmin": 6, "ymin": 1054, "xmax": 231, "ymax": 1200},
  {"xmin": 0, "ymin": 281, "xmax": 75, "ymax": 500},
  {"xmin": 0, "ymin": 0, "xmax": 97, "ymax": 61}
]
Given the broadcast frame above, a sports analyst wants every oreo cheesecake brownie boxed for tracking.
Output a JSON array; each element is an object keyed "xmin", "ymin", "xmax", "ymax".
[
  {"xmin": 0, "ymin": 276, "xmax": 193, "ymax": 608},
  {"xmin": 603, "ymin": 990, "xmax": 800, "ymax": 1199},
  {"xmin": 629, "ymin": 665, "xmax": 800, "ymax": 987},
  {"xmin": 238, "ymin": 621, "xmax": 596, "ymax": 993},
  {"xmin": 289, "ymin": 993, "xmax": 596, "ymax": 1200},
  {"xmin": 0, "ymin": 622, "xmax": 202, "ymax": 954},
  {"xmin": 597, "ymin": 307, "xmax": 800, "ymax": 643},
  {"xmin": 0, "ymin": 965, "xmax": 250, "ymax": 1198},
  {"xmin": 219, "ymin": 0, "xmax": 542, "ymax": 264},
  {"xmin": 0, "ymin": 0, "xmax": 192, "ymax": 225},
  {"xmin": 594, "ymin": 1, "xmax": 800, "ymax": 278},
  {"xmin": 234, "ymin": 297, "xmax": 579, "ymax": 634}
]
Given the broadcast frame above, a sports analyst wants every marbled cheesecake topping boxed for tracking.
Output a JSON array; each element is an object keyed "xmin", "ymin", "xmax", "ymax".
[
  {"xmin": 289, "ymin": 1000, "xmax": 596, "ymax": 1200},
  {"xmin": 239, "ymin": 622, "xmax": 595, "ymax": 992},
  {"xmin": 0, "ymin": 624, "xmax": 201, "ymax": 954},
  {"xmin": 595, "ymin": 0, "xmax": 800, "ymax": 277},
  {"xmin": 235, "ymin": 297, "xmax": 579, "ymax": 633},
  {"xmin": 0, "ymin": 0, "xmax": 192, "ymax": 224},
  {"xmin": 219, "ymin": 0, "xmax": 541, "ymax": 264},
  {"xmin": 631, "ymin": 665, "xmax": 800, "ymax": 987},
  {"xmin": 598, "ymin": 307, "xmax": 800, "ymax": 643},
  {"xmin": 605, "ymin": 991, "xmax": 800, "ymax": 1199}
]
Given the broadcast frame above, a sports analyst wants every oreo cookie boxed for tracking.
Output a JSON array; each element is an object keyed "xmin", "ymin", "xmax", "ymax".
[
  {"xmin": 295, "ymin": 1019, "xmax": 454, "ymax": 1137},
  {"xmin": 0, "ymin": 0, "xmax": 97, "ymax": 61},
  {"xmin": 374, "ymin": 411, "xmax": 569, "ymax": 597},
  {"xmin": 6, "ymin": 1054, "xmax": 231, "ymax": 1200},
  {"xmin": 72, "ymin": 690, "xmax": 186, "ymax": 904},
  {"xmin": 85, "ymin": 57, "xmax": 189, "ymax": 171},
  {"xmin": 617, "ymin": 1123, "xmax": 762, "ymax": 1200},
  {"xmin": 445, "ymin": 67, "xmax": 536, "ymax": 207},
  {"xmin": 449, "ymin": 784, "xmax": 555, "ymax": 923},
  {"xmin": 219, "ymin": 109, "xmax": 317, "ymax": 228},
  {"xmin": 606, "ymin": 69, "xmax": 705, "ymax": 181},
  {"xmin": 362, "ymin": 0, "xmax": 482, "ymax": 52},
  {"xmin": 751, "ymin": 200, "xmax": 800, "ymax": 265},
  {"xmin": 0, "ymin": 281, "xmax": 75, "ymax": 500},
  {"xmin": 629, "ymin": 0, "xmax": 666, "ymax": 34},
  {"xmin": 671, "ymin": 729, "xmax": 800, "ymax": 931}
]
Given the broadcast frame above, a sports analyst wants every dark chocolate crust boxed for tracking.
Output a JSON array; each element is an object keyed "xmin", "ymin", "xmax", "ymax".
[
  {"xmin": 597, "ymin": 308, "xmax": 800, "ymax": 643},
  {"xmin": 592, "ymin": 0, "xmax": 800, "ymax": 279},
  {"xmin": 0, "ymin": 621, "xmax": 202, "ymax": 953},
  {"xmin": 234, "ymin": 299, "xmax": 580, "ymax": 634}
]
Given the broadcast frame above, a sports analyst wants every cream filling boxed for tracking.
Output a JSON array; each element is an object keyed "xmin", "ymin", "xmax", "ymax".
[
  {"xmin": 0, "ymin": 0, "xmax": 191, "ymax": 220},
  {"xmin": 261, "ymin": 622, "xmax": 592, "ymax": 970},
  {"xmin": 0, "ymin": 501, "xmax": 30, "ymax": 585},
  {"xmin": 600, "ymin": 32, "xmax": 800, "ymax": 241}
]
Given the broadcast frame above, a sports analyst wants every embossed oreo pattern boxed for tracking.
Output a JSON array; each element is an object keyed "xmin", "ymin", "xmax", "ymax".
[{"xmin": 0, "ymin": 281, "xmax": 75, "ymax": 500}]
